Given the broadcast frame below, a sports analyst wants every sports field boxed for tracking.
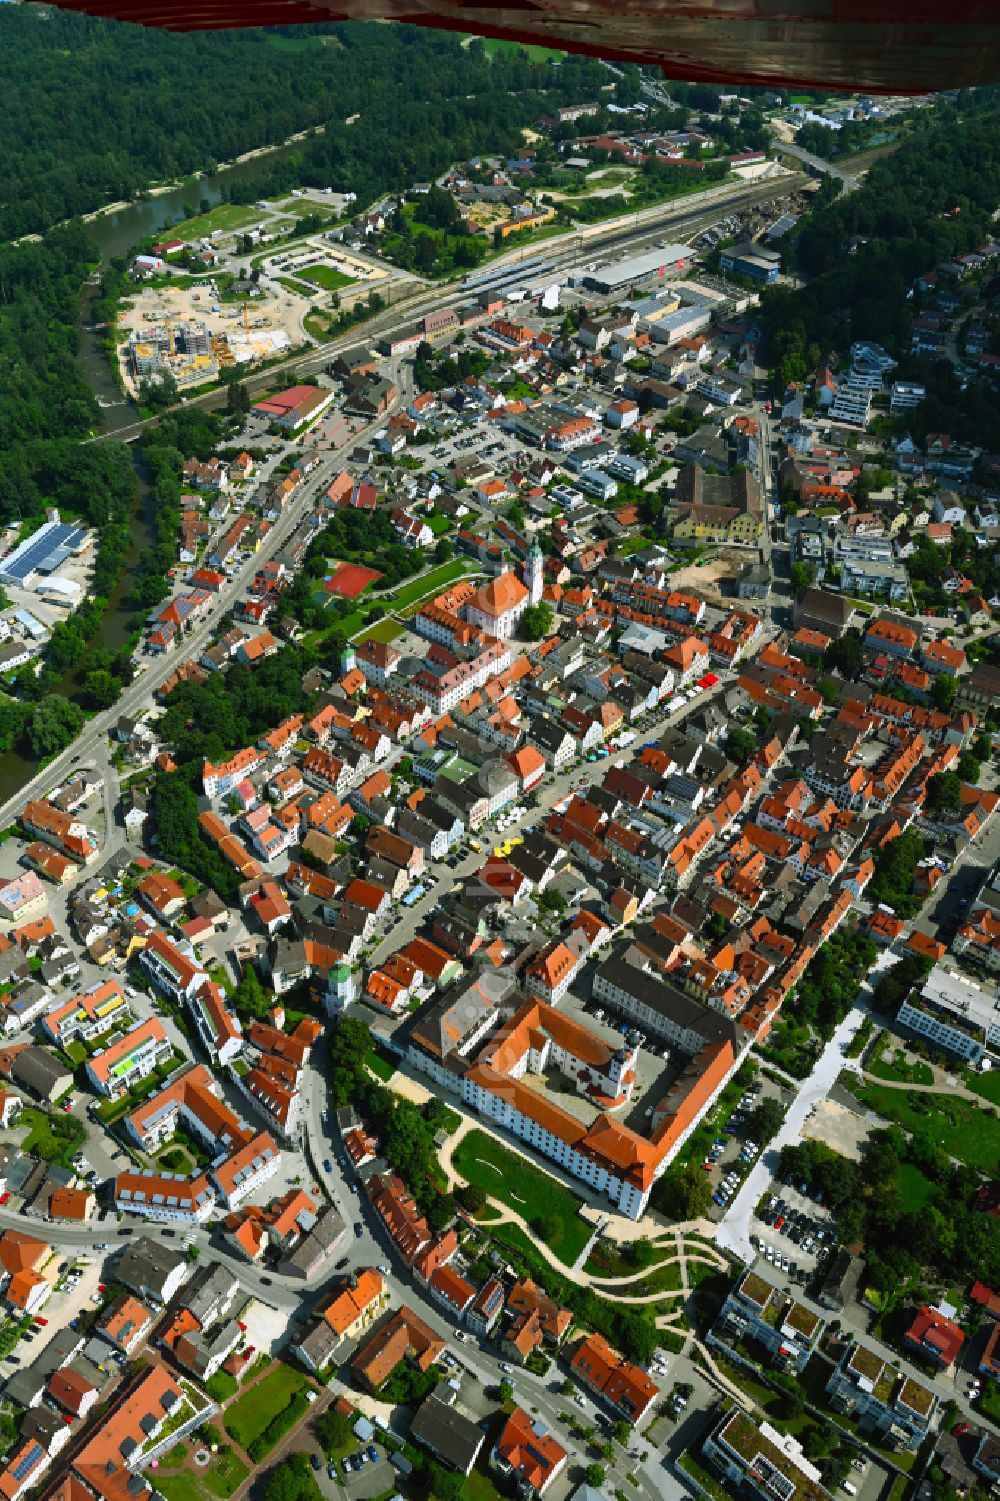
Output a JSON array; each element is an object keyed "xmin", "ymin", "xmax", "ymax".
[{"xmin": 322, "ymin": 561, "xmax": 382, "ymax": 597}]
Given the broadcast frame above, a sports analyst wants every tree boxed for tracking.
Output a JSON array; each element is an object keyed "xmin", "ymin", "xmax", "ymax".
[
  {"xmin": 83, "ymin": 668, "xmax": 121, "ymax": 709},
  {"xmin": 434, "ymin": 538, "xmax": 453, "ymax": 563},
  {"xmin": 314, "ymin": 1407, "xmax": 353, "ymax": 1456},
  {"xmin": 532, "ymin": 1212, "xmax": 561, "ymax": 1245},
  {"xmin": 585, "ymin": 1467, "xmax": 607, "ymax": 1488},
  {"xmin": 957, "ymin": 750, "xmax": 980, "ymax": 783},
  {"xmin": 654, "ymin": 1161, "xmax": 712, "ymax": 1220},
  {"xmin": 427, "ymin": 1463, "xmax": 463, "ymax": 1501},
  {"xmin": 561, "ymin": 1378, "xmax": 575, "ymax": 1396},
  {"xmin": 823, "ymin": 628, "xmax": 864, "ymax": 681},
  {"xmin": 749, "ymin": 1097, "xmax": 785, "ymax": 1143},
  {"xmin": 790, "ymin": 562, "xmax": 816, "ymax": 591},
  {"xmin": 612, "ymin": 1419, "xmax": 631, "ymax": 1445},
  {"xmin": 861, "ymin": 1128, "xmax": 902, "ymax": 1189},
  {"xmin": 27, "ymin": 694, "xmax": 84, "ymax": 759},
  {"xmin": 931, "ymin": 674, "xmax": 958, "ymax": 712},
  {"xmin": 725, "ymin": 726, "xmax": 757, "ymax": 763},
  {"xmin": 925, "ymin": 770, "xmax": 963, "ymax": 815},
  {"xmin": 232, "ymin": 963, "xmax": 270, "ymax": 1021},
  {"xmin": 264, "ymin": 1454, "xmax": 317, "ymax": 1501},
  {"xmin": 521, "ymin": 602, "xmax": 554, "ymax": 640}
]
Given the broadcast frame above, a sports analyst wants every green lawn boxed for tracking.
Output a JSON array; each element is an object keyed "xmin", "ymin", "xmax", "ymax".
[
  {"xmin": 852, "ymin": 1082, "xmax": 1000, "ymax": 1171},
  {"xmin": 169, "ymin": 202, "xmax": 262, "ymax": 241},
  {"xmin": 356, "ymin": 619, "xmax": 403, "ymax": 645},
  {"xmin": 386, "ymin": 560, "xmax": 469, "ymax": 611},
  {"xmin": 366, "ymin": 1045, "xmax": 396, "ymax": 1083},
  {"xmin": 299, "ymin": 263, "xmax": 355, "ymax": 291},
  {"xmin": 426, "ymin": 512, "xmax": 452, "ymax": 536},
  {"xmin": 965, "ymin": 1070, "xmax": 1000, "ymax": 1106},
  {"xmin": 277, "ymin": 276, "xmax": 316, "ymax": 298},
  {"xmin": 155, "ymin": 1449, "xmax": 248, "ymax": 1501},
  {"xmin": 202, "ymin": 1449, "xmax": 249, "ymax": 1499},
  {"xmin": 64, "ymin": 1040, "xmax": 88, "ymax": 1065},
  {"xmin": 461, "ymin": 1467, "xmax": 508, "ymax": 1501},
  {"xmin": 892, "ymin": 1162, "xmax": 938, "ymax": 1211},
  {"xmin": 19, "ymin": 1106, "xmax": 85, "ymax": 1168},
  {"xmin": 480, "ymin": 37, "xmax": 565, "ymax": 61},
  {"xmin": 223, "ymin": 1365, "xmax": 308, "ymax": 1449},
  {"xmin": 451, "ymin": 1128, "xmax": 591, "ymax": 1265},
  {"xmin": 614, "ymin": 1261, "xmax": 683, "ymax": 1297},
  {"xmin": 867, "ymin": 1041, "xmax": 934, "ymax": 1086}
]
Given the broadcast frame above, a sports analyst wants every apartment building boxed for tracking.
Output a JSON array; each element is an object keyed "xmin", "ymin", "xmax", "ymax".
[
  {"xmin": 711, "ymin": 1266, "xmax": 825, "ymax": 1375},
  {"xmin": 115, "ymin": 1168, "xmax": 216, "ymax": 1224},
  {"xmin": 570, "ymin": 1332, "xmax": 659, "ymax": 1423},
  {"xmin": 40, "ymin": 979, "xmax": 130, "ymax": 1049},
  {"xmin": 702, "ymin": 1411, "xmax": 833, "ymax": 1501},
  {"xmin": 826, "ymin": 1340, "xmax": 937, "ymax": 1450},
  {"xmin": 86, "ymin": 1018, "xmax": 173, "ymax": 1098},
  {"xmin": 187, "ymin": 980, "xmax": 243, "ymax": 1066},
  {"xmin": 210, "ymin": 1130, "xmax": 281, "ymax": 1210},
  {"xmin": 140, "ymin": 929, "xmax": 208, "ymax": 1005}
]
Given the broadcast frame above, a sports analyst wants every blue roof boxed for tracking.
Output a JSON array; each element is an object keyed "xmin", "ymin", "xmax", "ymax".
[{"xmin": 0, "ymin": 521, "xmax": 87, "ymax": 583}]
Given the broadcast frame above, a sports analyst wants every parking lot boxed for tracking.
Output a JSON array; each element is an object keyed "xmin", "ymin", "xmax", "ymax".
[
  {"xmin": 751, "ymin": 1179, "xmax": 840, "ymax": 1283},
  {"xmin": 703, "ymin": 1078, "xmax": 765, "ymax": 1213}
]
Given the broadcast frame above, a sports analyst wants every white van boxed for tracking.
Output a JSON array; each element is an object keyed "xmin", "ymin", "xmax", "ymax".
[{"xmin": 842, "ymin": 1483, "xmax": 858, "ymax": 1496}]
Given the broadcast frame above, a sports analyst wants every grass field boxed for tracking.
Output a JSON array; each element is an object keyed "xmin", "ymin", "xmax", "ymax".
[
  {"xmin": 19, "ymin": 1106, "xmax": 85, "ymax": 1168},
  {"xmin": 366, "ymin": 1045, "xmax": 396, "ymax": 1083},
  {"xmin": 461, "ymin": 1468, "xmax": 507, "ymax": 1501},
  {"xmin": 892, "ymin": 1162, "xmax": 939, "ymax": 1211},
  {"xmin": 451, "ymin": 1128, "xmax": 590, "ymax": 1265},
  {"xmin": 852, "ymin": 1082, "xmax": 1000, "ymax": 1171},
  {"xmin": 303, "ymin": 309, "xmax": 332, "ymax": 340},
  {"xmin": 156, "ymin": 1449, "xmax": 248, "ymax": 1501},
  {"xmin": 867, "ymin": 1042, "xmax": 934, "ymax": 1087},
  {"xmin": 277, "ymin": 276, "xmax": 316, "ymax": 298},
  {"xmin": 480, "ymin": 38, "xmax": 565, "ymax": 61},
  {"xmin": 169, "ymin": 202, "xmax": 262, "ymax": 241},
  {"xmin": 223, "ymin": 1365, "xmax": 307, "ymax": 1449},
  {"xmin": 299, "ymin": 263, "xmax": 355, "ymax": 291},
  {"xmin": 387, "ymin": 560, "xmax": 469, "ymax": 611},
  {"xmin": 355, "ymin": 618, "xmax": 404, "ymax": 645},
  {"xmin": 965, "ymin": 1070, "xmax": 1000, "ymax": 1105}
]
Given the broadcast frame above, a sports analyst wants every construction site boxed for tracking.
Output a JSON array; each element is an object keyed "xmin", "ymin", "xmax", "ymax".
[{"xmin": 117, "ymin": 282, "xmax": 297, "ymax": 397}]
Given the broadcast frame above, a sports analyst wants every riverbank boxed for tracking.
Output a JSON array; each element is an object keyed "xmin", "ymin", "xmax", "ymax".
[{"xmin": 79, "ymin": 127, "xmax": 323, "ymax": 229}]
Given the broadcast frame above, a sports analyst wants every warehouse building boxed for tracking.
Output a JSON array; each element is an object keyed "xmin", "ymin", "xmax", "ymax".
[
  {"xmin": 0, "ymin": 516, "xmax": 91, "ymax": 589},
  {"xmin": 582, "ymin": 244, "xmax": 692, "ymax": 295}
]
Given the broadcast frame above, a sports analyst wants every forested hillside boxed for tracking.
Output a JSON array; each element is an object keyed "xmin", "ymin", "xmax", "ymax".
[
  {"xmin": 764, "ymin": 87, "xmax": 1000, "ymax": 375},
  {"xmin": 0, "ymin": 10, "xmax": 609, "ymax": 239}
]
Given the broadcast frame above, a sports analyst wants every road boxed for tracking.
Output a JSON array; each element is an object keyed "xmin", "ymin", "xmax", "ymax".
[
  {"xmin": 714, "ymin": 948, "xmax": 898, "ymax": 1262},
  {"xmin": 0, "ymin": 1131, "xmax": 662, "ymax": 1501},
  {"xmin": 363, "ymin": 676, "xmax": 740, "ymax": 977},
  {"xmin": 0, "ymin": 390, "xmax": 412, "ymax": 835},
  {"xmin": 773, "ymin": 139, "xmax": 860, "ymax": 192}
]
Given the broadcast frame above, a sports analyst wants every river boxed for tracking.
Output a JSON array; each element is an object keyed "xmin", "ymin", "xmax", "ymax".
[{"xmin": 0, "ymin": 142, "xmax": 307, "ymax": 802}]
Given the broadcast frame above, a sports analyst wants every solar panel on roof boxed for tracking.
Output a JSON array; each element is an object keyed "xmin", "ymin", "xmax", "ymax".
[{"xmin": 12, "ymin": 1444, "xmax": 44, "ymax": 1481}]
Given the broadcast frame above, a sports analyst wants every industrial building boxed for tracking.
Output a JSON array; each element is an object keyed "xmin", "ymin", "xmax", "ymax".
[
  {"xmin": 581, "ymin": 244, "xmax": 692, "ymax": 295},
  {"xmin": 719, "ymin": 241, "xmax": 781, "ymax": 283},
  {"xmin": 0, "ymin": 516, "xmax": 91, "ymax": 589}
]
